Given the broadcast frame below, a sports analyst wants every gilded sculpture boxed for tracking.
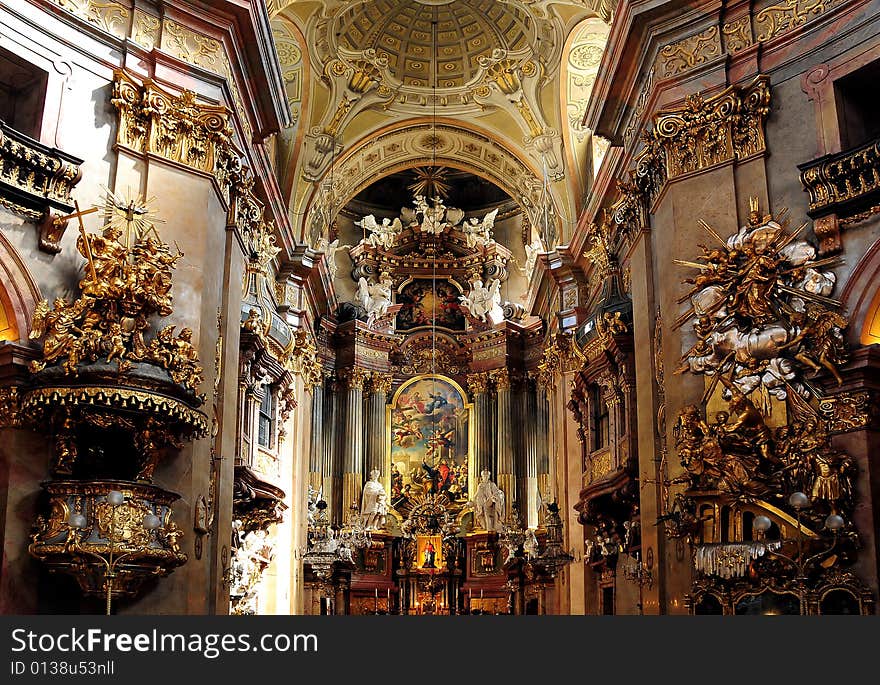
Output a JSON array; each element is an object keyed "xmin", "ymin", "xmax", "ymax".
[
  {"xmin": 675, "ymin": 198, "xmax": 846, "ymax": 408},
  {"xmin": 667, "ymin": 197, "xmax": 862, "ymax": 608},
  {"xmin": 28, "ymin": 194, "xmax": 204, "ymax": 395}
]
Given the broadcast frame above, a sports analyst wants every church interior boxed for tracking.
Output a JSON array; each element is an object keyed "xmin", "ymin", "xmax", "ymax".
[{"xmin": 0, "ymin": 0, "xmax": 879, "ymax": 616}]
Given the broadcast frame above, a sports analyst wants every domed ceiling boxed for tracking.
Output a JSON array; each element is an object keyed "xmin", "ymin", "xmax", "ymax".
[
  {"xmin": 271, "ymin": 1, "xmax": 609, "ymax": 253},
  {"xmin": 334, "ymin": 0, "xmax": 534, "ymax": 89}
]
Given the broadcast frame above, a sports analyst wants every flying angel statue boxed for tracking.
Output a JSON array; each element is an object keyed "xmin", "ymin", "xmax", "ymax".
[
  {"xmin": 356, "ymin": 273, "xmax": 394, "ymax": 328},
  {"xmin": 461, "ymin": 208, "xmax": 498, "ymax": 249},
  {"xmin": 459, "ymin": 278, "xmax": 503, "ymax": 325},
  {"xmin": 355, "ymin": 214, "xmax": 402, "ymax": 250}
]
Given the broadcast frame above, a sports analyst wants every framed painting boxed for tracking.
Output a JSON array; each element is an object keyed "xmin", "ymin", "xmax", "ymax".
[
  {"xmin": 416, "ymin": 535, "xmax": 443, "ymax": 571},
  {"xmin": 395, "ymin": 278, "xmax": 465, "ymax": 332},
  {"xmin": 387, "ymin": 374, "xmax": 471, "ymax": 510}
]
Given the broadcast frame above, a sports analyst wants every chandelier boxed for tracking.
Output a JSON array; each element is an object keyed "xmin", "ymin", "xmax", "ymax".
[{"xmin": 533, "ymin": 502, "xmax": 574, "ymax": 578}]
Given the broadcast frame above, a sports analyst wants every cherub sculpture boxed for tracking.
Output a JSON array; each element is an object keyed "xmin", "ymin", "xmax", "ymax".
[
  {"xmin": 355, "ymin": 214, "xmax": 402, "ymax": 250},
  {"xmin": 462, "ymin": 208, "xmax": 498, "ymax": 249}
]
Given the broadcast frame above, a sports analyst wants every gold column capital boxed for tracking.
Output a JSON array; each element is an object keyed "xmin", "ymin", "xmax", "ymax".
[
  {"xmin": 339, "ymin": 366, "xmax": 369, "ymax": 391},
  {"xmin": 466, "ymin": 371, "xmax": 490, "ymax": 397},
  {"xmin": 368, "ymin": 372, "xmax": 393, "ymax": 397},
  {"xmin": 490, "ymin": 368, "xmax": 511, "ymax": 391}
]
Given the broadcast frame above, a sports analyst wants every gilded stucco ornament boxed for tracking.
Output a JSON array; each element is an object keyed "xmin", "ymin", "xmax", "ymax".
[{"xmin": 610, "ymin": 76, "xmax": 770, "ymax": 245}]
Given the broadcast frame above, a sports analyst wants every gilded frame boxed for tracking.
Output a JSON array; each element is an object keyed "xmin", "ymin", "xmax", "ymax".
[{"xmin": 385, "ymin": 374, "xmax": 474, "ymax": 504}]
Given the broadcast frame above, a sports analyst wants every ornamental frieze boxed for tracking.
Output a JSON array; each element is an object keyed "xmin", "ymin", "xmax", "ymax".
[
  {"xmin": 611, "ymin": 75, "xmax": 770, "ymax": 240},
  {"xmin": 656, "ymin": 26, "xmax": 721, "ymax": 79}
]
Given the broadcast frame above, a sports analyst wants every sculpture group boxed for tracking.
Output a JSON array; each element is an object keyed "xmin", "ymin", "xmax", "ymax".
[
  {"xmin": 671, "ymin": 198, "xmax": 856, "ymax": 533},
  {"xmin": 28, "ymin": 196, "xmax": 204, "ymax": 394}
]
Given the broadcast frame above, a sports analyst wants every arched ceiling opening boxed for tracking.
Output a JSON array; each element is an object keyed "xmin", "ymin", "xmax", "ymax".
[
  {"xmin": 271, "ymin": 2, "xmax": 610, "ymax": 254},
  {"xmin": 300, "ymin": 120, "xmax": 562, "ymax": 253}
]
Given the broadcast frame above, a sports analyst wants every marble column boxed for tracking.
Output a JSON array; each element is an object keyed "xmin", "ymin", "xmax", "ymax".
[
  {"xmin": 536, "ymin": 384, "xmax": 550, "ymax": 528},
  {"xmin": 467, "ymin": 372, "xmax": 492, "ymax": 482},
  {"xmin": 340, "ymin": 367, "xmax": 368, "ymax": 514},
  {"xmin": 309, "ymin": 380, "xmax": 325, "ymax": 494},
  {"xmin": 492, "ymin": 369, "xmax": 515, "ymax": 511},
  {"xmin": 523, "ymin": 378, "xmax": 539, "ymax": 529},
  {"xmin": 365, "ymin": 373, "xmax": 392, "ymax": 477},
  {"xmin": 326, "ymin": 376, "xmax": 342, "ymax": 522}
]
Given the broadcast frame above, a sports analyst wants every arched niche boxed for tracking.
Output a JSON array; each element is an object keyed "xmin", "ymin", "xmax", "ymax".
[
  {"xmin": 0, "ymin": 231, "xmax": 41, "ymax": 344},
  {"xmin": 840, "ymin": 235, "xmax": 880, "ymax": 346}
]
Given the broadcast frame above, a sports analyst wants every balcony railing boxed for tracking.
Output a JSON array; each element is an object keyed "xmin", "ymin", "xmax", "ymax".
[
  {"xmin": 0, "ymin": 119, "xmax": 83, "ymax": 252},
  {"xmin": 799, "ymin": 137, "xmax": 880, "ymax": 218}
]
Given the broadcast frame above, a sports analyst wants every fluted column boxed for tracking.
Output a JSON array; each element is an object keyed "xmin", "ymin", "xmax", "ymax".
[
  {"xmin": 365, "ymin": 372, "xmax": 392, "ymax": 476},
  {"xmin": 326, "ymin": 376, "xmax": 342, "ymax": 521},
  {"xmin": 492, "ymin": 369, "xmax": 514, "ymax": 509},
  {"xmin": 535, "ymin": 382, "xmax": 550, "ymax": 528},
  {"xmin": 309, "ymin": 379, "xmax": 325, "ymax": 493},
  {"xmin": 523, "ymin": 378, "xmax": 539, "ymax": 529},
  {"xmin": 339, "ymin": 367, "xmax": 368, "ymax": 513},
  {"xmin": 467, "ymin": 372, "xmax": 492, "ymax": 480}
]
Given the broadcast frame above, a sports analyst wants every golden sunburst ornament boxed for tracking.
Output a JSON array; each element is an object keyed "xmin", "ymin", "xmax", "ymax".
[
  {"xmin": 408, "ymin": 166, "xmax": 451, "ymax": 200},
  {"xmin": 102, "ymin": 187, "xmax": 164, "ymax": 246}
]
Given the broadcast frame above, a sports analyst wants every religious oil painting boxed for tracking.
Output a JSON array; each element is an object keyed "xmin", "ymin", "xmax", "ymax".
[
  {"xmin": 388, "ymin": 375, "xmax": 471, "ymax": 510},
  {"xmin": 395, "ymin": 279, "xmax": 465, "ymax": 331},
  {"xmin": 416, "ymin": 535, "xmax": 443, "ymax": 571}
]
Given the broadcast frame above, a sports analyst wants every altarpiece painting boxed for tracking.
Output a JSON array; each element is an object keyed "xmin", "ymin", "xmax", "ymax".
[{"xmin": 388, "ymin": 375, "xmax": 471, "ymax": 512}]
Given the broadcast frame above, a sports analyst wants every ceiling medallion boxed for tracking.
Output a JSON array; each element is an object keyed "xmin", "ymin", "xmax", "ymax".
[
  {"xmin": 418, "ymin": 133, "xmax": 447, "ymax": 151},
  {"xmin": 408, "ymin": 166, "xmax": 452, "ymax": 200}
]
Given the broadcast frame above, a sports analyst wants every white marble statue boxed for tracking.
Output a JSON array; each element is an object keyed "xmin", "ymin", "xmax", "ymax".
[
  {"xmin": 459, "ymin": 278, "xmax": 503, "ymax": 324},
  {"xmin": 523, "ymin": 528, "xmax": 539, "ymax": 559},
  {"xmin": 406, "ymin": 195, "xmax": 464, "ymax": 235},
  {"xmin": 472, "ymin": 469, "xmax": 506, "ymax": 533},
  {"xmin": 360, "ymin": 468, "xmax": 388, "ymax": 531},
  {"xmin": 316, "ymin": 238, "xmax": 351, "ymax": 280},
  {"xmin": 355, "ymin": 214, "xmax": 402, "ymax": 250},
  {"xmin": 462, "ymin": 208, "xmax": 498, "ymax": 249},
  {"xmin": 523, "ymin": 237, "xmax": 544, "ymax": 279},
  {"xmin": 356, "ymin": 272, "xmax": 393, "ymax": 327}
]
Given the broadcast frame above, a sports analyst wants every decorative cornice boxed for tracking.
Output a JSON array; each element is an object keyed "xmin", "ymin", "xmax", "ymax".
[
  {"xmin": 111, "ymin": 69, "xmax": 242, "ymax": 205},
  {"xmin": 21, "ymin": 385, "xmax": 208, "ymax": 438}
]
